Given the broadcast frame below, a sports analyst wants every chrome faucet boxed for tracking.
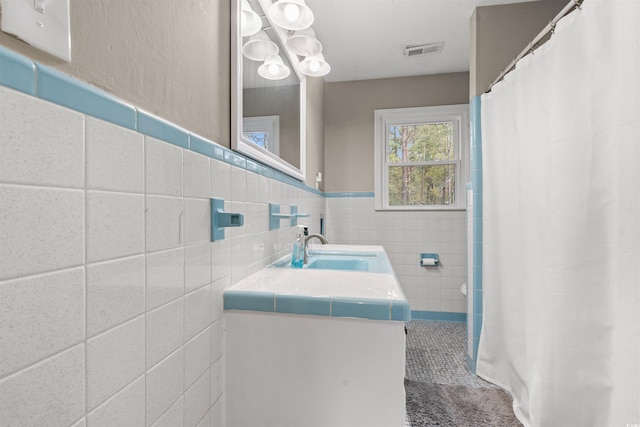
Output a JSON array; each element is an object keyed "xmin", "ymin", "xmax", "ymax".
[{"xmin": 303, "ymin": 233, "xmax": 328, "ymax": 264}]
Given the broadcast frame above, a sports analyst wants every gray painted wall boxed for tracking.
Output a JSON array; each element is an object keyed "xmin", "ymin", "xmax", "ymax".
[
  {"xmin": 323, "ymin": 73, "xmax": 469, "ymax": 192},
  {"xmin": 470, "ymin": 0, "xmax": 567, "ymax": 97}
]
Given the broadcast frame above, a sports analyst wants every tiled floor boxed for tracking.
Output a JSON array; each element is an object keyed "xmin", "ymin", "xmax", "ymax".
[
  {"xmin": 405, "ymin": 320, "xmax": 503, "ymax": 427},
  {"xmin": 405, "ymin": 320, "xmax": 496, "ymax": 388}
]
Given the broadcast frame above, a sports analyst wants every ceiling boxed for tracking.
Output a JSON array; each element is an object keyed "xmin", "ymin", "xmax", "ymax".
[{"xmin": 305, "ymin": 0, "xmax": 537, "ymax": 82}]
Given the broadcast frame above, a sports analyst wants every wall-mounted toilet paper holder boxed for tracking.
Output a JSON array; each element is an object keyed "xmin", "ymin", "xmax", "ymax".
[{"xmin": 420, "ymin": 253, "xmax": 440, "ymax": 266}]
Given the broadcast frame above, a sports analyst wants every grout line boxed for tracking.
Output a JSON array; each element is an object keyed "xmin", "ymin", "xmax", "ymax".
[
  {"xmin": 142, "ymin": 131, "xmax": 148, "ymax": 427},
  {"xmin": 83, "ymin": 112, "xmax": 89, "ymax": 415},
  {"xmin": 0, "ymin": 341, "xmax": 85, "ymax": 384}
]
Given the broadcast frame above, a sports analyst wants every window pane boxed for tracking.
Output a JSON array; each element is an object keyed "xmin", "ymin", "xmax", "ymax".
[
  {"xmin": 244, "ymin": 131, "xmax": 270, "ymax": 150},
  {"xmin": 388, "ymin": 165, "xmax": 456, "ymax": 206},
  {"xmin": 388, "ymin": 122, "xmax": 455, "ymax": 163}
]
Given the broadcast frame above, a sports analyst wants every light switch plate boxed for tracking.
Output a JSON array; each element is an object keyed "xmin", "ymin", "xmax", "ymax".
[{"xmin": 1, "ymin": 0, "xmax": 71, "ymax": 62}]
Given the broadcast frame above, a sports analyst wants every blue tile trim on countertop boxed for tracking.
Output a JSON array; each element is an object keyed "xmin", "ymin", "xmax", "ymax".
[
  {"xmin": 391, "ymin": 300, "xmax": 412, "ymax": 321},
  {"xmin": 331, "ymin": 297, "xmax": 390, "ymax": 321},
  {"xmin": 224, "ymin": 290, "xmax": 410, "ymax": 321},
  {"xmin": 224, "ymin": 290, "xmax": 275, "ymax": 312},
  {"xmin": 276, "ymin": 295, "xmax": 331, "ymax": 317},
  {"xmin": 137, "ymin": 109, "xmax": 189, "ymax": 149},
  {"xmin": 325, "ymin": 192, "xmax": 375, "ymax": 198},
  {"xmin": 35, "ymin": 63, "xmax": 137, "ymax": 130},
  {"xmin": 411, "ymin": 310, "xmax": 467, "ymax": 322},
  {"xmin": 0, "ymin": 46, "xmax": 36, "ymax": 95}
]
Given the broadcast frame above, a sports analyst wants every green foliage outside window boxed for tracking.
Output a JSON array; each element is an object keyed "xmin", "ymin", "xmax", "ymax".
[{"xmin": 387, "ymin": 122, "xmax": 456, "ymax": 206}]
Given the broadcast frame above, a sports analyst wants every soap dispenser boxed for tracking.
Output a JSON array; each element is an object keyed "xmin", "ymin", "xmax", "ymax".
[{"xmin": 290, "ymin": 225, "xmax": 305, "ymax": 268}]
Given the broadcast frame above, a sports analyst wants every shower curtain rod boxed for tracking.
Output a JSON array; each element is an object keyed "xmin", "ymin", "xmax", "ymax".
[{"xmin": 485, "ymin": 0, "xmax": 584, "ymax": 93}]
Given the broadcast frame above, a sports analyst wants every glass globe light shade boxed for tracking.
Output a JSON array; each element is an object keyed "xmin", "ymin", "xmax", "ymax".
[
  {"xmin": 258, "ymin": 55, "xmax": 291, "ymax": 80},
  {"xmin": 268, "ymin": 0, "xmax": 314, "ymax": 31},
  {"xmin": 241, "ymin": 0, "xmax": 262, "ymax": 37},
  {"xmin": 298, "ymin": 53, "xmax": 330, "ymax": 77},
  {"xmin": 285, "ymin": 27, "xmax": 323, "ymax": 57},
  {"xmin": 243, "ymin": 30, "xmax": 279, "ymax": 61}
]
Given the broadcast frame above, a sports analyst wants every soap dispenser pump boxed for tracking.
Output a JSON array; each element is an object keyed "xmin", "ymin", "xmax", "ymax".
[{"xmin": 290, "ymin": 225, "xmax": 305, "ymax": 268}]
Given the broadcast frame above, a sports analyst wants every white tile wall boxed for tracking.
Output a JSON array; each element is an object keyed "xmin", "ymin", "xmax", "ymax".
[
  {"xmin": 146, "ymin": 247, "xmax": 184, "ymax": 310},
  {"xmin": 146, "ymin": 348, "xmax": 184, "ymax": 426},
  {"xmin": 86, "ymin": 316, "xmax": 145, "ymax": 410},
  {"xmin": 0, "ymin": 185, "xmax": 84, "ymax": 279},
  {"xmin": 326, "ymin": 197, "xmax": 467, "ymax": 313},
  {"xmin": 0, "ymin": 344, "xmax": 85, "ymax": 426},
  {"xmin": 87, "ymin": 376, "xmax": 146, "ymax": 427},
  {"xmin": 86, "ymin": 255, "xmax": 145, "ymax": 337},
  {"xmin": 0, "ymin": 85, "xmax": 325, "ymax": 426},
  {"xmin": 145, "ymin": 136, "xmax": 183, "ymax": 197},
  {"xmin": 0, "ymin": 268, "xmax": 84, "ymax": 377},
  {"xmin": 86, "ymin": 116, "xmax": 144, "ymax": 193},
  {"xmin": 0, "ymin": 87, "xmax": 84, "ymax": 188},
  {"xmin": 152, "ymin": 397, "xmax": 184, "ymax": 427},
  {"xmin": 146, "ymin": 298, "xmax": 184, "ymax": 369},
  {"xmin": 86, "ymin": 190, "xmax": 145, "ymax": 262},
  {"xmin": 185, "ymin": 327, "xmax": 212, "ymax": 391},
  {"xmin": 184, "ymin": 369, "xmax": 212, "ymax": 427}
]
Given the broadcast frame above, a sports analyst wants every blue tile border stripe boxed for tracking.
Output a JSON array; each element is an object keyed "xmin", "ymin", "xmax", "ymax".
[
  {"xmin": 470, "ymin": 95, "xmax": 483, "ymax": 371},
  {"xmin": 224, "ymin": 290, "xmax": 411, "ymax": 321},
  {"xmin": 189, "ymin": 133, "xmax": 224, "ymax": 160},
  {"xmin": 0, "ymin": 47, "xmax": 36, "ymax": 95},
  {"xmin": 137, "ymin": 109, "xmax": 189, "ymax": 149},
  {"xmin": 0, "ymin": 46, "xmax": 390, "ymax": 200},
  {"xmin": 411, "ymin": 310, "xmax": 467, "ymax": 322},
  {"xmin": 325, "ymin": 192, "xmax": 375, "ymax": 198},
  {"xmin": 0, "ymin": 45, "xmax": 441, "ymax": 203},
  {"xmin": 35, "ymin": 62, "xmax": 137, "ymax": 130},
  {"xmin": 0, "ymin": 45, "xmax": 326, "ymax": 196}
]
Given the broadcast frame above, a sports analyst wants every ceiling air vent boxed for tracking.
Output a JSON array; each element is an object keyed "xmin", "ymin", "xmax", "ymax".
[{"xmin": 403, "ymin": 42, "xmax": 444, "ymax": 57}]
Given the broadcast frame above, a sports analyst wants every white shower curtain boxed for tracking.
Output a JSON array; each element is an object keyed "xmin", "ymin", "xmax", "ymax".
[{"xmin": 478, "ymin": 1, "xmax": 640, "ymax": 426}]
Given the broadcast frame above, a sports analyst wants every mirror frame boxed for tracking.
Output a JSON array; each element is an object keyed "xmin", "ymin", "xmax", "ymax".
[{"xmin": 231, "ymin": 0, "xmax": 307, "ymax": 182}]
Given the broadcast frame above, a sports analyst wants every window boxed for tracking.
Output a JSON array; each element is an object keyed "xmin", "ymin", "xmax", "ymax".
[
  {"xmin": 374, "ymin": 105, "xmax": 469, "ymax": 210},
  {"xmin": 243, "ymin": 115, "xmax": 280, "ymax": 156}
]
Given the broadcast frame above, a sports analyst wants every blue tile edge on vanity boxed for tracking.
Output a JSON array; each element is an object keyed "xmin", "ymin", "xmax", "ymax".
[
  {"xmin": 276, "ymin": 295, "xmax": 331, "ymax": 317},
  {"xmin": 224, "ymin": 290, "xmax": 411, "ymax": 322},
  {"xmin": 224, "ymin": 290, "xmax": 275, "ymax": 312},
  {"xmin": 331, "ymin": 297, "xmax": 390, "ymax": 321}
]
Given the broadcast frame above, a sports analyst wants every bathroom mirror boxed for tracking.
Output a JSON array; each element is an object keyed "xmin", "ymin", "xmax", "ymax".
[{"xmin": 232, "ymin": 0, "xmax": 307, "ymax": 181}]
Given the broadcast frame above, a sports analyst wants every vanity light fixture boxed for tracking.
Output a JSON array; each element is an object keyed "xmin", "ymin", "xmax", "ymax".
[
  {"xmin": 241, "ymin": 0, "xmax": 330, "ymax": 80},
  {"xmin": 242, "ymin": 30, "xmax": 279, "ymax": 61},
  {"xmin": 258, "ymin": 54, "xmax": 291, "ymax": 80},
  {"xmin": 284, "ymin": 26, "xmax": 323, "ymax": 57},
  {"xmin": 241, "ymin": 0, "xmax": 262, "ymax": 36},
  {"xmin": 268, "ymin": 0, "xmax": 314, "ymax": 31},
  {"xmin": 298, "ymin": 53, "xmax": 330, "ymax": 77}
]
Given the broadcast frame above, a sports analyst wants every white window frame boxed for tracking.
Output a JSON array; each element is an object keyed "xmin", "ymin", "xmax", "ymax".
[
  {"xmin": 374, "ymin": 104, "xmax": 469, "ymax": 211},
  {"xmin": 242, "ymin": 115, "xmax": 280, "ymax": 156}
]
